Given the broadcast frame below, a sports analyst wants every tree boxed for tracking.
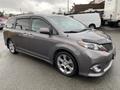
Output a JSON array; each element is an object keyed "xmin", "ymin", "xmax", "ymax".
[{"xmin": 9, "ymin": 13, "xmax": 15, "ymax": 17}]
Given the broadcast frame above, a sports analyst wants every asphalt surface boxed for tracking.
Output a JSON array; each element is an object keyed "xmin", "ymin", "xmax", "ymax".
[{"xmin": 0, "ymin": 27, "xmax": 120, "ymax": 90}]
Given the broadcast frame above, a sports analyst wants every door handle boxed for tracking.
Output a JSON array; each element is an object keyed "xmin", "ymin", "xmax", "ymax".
[
  {"xmin": 23, "ymin": 33, "xmax": 27, "ymax": 35},
  {"xmin": 28, "ymin": 33, "xmax": 34, "ymax": 38},
  {"xmin": 18, "ymin": 33, "xmax": 27, "ymax": 36},
  {"xmin": 29, "ymin": 33, "xmax": 32, "ymax": 35}
]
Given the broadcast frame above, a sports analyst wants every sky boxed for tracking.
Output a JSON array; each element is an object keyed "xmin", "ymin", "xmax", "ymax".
[{"xmin": 0, "ymin": 0, "xmax": 92, "ymax": 14}]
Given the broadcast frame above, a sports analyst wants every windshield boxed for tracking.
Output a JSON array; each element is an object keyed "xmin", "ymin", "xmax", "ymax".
[{"xmin": 47, "ymin": 16, "xmax": 87, "ymax": 33}]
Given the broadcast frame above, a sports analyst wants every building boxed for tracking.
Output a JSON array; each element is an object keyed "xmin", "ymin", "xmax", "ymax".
[
  {"xmin": 94, "ymin": 0, "xmax": 104, "ymax": 4},
  {"xmin": 70, "ymin": 0, "xmax": 104, "ymax": 14}
]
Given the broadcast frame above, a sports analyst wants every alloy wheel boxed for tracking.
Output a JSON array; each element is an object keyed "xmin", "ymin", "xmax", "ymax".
[
  {"xmin": 56, "ymin": 53, "xmax": 75, "ymax": 75},
  {"xmin": 8, "ymin": 41, "xmax": 16, "ymax": 54}
]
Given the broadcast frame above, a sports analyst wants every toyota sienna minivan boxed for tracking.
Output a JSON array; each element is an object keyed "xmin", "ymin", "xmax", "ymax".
[{"xmin": 3, "ymin": 14, "xmax": 116, "ymax": 77}]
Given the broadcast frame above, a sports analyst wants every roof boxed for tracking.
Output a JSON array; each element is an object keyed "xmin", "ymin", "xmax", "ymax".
[{"xmin": 14, "ymin": 14, "xmax": 64, "ymax": 18}]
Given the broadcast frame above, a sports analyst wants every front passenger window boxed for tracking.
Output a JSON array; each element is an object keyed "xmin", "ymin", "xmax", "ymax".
[{"xmin": 32, "ymin": 19, "xmax": 50, "ymax": 33}]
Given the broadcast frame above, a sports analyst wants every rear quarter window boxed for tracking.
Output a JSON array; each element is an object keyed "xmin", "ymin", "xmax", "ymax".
[{"xmin": 6, "ymin": 17, "xmax": 16, "ymax": 29}]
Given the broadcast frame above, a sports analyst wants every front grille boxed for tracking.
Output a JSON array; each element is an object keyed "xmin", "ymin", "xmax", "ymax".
[{"xmin": 102, "ymin": 43, "xmax": 113, "ymax": 52}]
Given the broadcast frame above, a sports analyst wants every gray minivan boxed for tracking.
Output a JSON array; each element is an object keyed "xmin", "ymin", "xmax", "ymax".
[{"xmin": 3, "ymin": 14, "xmax": 116, "ymax": 77}]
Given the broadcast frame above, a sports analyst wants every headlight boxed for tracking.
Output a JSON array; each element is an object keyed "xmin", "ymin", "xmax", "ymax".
[{"xmin": 78, "ymin": 40, "xmax": 107, "ymax": 51}]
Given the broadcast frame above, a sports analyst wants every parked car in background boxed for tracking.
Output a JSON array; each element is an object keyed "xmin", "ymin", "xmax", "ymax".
[
  {"xmin": 68, "ymin": 13, "xmax": 101, "ymax": 29},
  {"xmin": 0, "ymin": 17, "xmax": 7, "ymax": 30},
  {"xmin": 3, "ymin": 14, "xmax": 116, "ymax": 77}
]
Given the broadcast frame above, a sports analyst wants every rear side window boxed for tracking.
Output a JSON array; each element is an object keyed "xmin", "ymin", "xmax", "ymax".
[
  {"xmin": 6, "ymin": 17, "xmax": 15, "ymax": 29},
  {"xmin": 15, "ymin": 18, "xmax": 30, "ymax": 30}
]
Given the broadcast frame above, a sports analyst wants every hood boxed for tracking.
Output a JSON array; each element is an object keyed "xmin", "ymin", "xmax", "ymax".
[{"xmin": 66, "ymin": 30, "xmax": 112, "ymax": 44}]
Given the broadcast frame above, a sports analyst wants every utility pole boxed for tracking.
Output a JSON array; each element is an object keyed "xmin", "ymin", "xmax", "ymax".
[
  {"xmin": 67, "ymin": 0, "xmax": 69, "ymax": 14},
  {"xmin": 20, "ymin": 8, "xmax": 22, "ymax": 14}
]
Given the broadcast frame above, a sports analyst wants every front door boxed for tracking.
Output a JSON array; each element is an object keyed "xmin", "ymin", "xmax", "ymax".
[{"xmin": 26, "ymin": 18, "xmax": 57, "ymax": 60}]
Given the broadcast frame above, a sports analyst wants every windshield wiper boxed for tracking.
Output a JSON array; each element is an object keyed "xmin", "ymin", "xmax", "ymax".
[
  {"xmin": 80, "ymin": 28, "xmax": 90, "ymax": 32},
  {"xmin": 64, "ymin": 29, "xmax": 89, "ymax": 33},
  {"xmin": 64, "ymin": 31, "xmax": 80, "ymax": 33}
]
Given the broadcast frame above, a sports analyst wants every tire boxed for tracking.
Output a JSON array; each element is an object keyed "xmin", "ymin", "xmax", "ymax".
[
  {"xmin": 89, "ymin": 24, "xmax": 96, "ymax": 29},
  {"xmin": 0, "ymin": 27, "xmax": 3, "ymax": 30},
  {"xmin": 8, "ymin": 40, "xmax": 17, "ymax": 54},
  {"xmin": 55, "ymin": 51, "xmax": 78, "ymax": 77},
  {"xmin": 108, "ymin": 22, "xmax": 114, "ymax": 27},
  {"xmin": 102, "ymin": 20, "xmax": 108, "ymax": 26},
  {"xmin": 117, "ymin": 21, "xmax": 120, "ymax": 27}
]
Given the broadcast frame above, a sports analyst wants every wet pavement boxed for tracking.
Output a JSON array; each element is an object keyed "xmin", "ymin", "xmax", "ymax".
[{"xmin": 0, "ymin": 27, "xmax": 120, "ymax": 90}]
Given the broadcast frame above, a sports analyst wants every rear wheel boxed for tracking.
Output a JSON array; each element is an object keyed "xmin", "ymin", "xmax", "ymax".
[
  {"xmin": 8, "ymin": 40, "xmax": 17, "ymax": 54},
  {"xmin": 117, "ymin": 21, "xmax": 120, "ymax": 27},
  {"xmin": 89, "ymin": 24, "xmax": 96, "ymax": 29},
  {"xmin": 55, "ymin": 51, "xmax": 78, "ymax": 77}
]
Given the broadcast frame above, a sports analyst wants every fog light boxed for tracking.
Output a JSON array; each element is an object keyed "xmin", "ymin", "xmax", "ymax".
[{"xmin": 90, "ymin": 65, "xmax": 102, "ymax": 73}]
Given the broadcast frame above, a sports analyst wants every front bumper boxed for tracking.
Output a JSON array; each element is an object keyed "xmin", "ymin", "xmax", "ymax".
[
  {"xmin": 88, "ymin": 60, "xmax": 113, "ymax": 77},
  {"xmin": 77, "ymin": 47, "xmax": 116, "ymax": 77}
]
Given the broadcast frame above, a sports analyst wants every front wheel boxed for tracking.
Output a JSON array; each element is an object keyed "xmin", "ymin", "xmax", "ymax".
[
  {"xmin": 55, "ymin": 52, "xmax": 78, "ymax": 77},
  {"xmin": 8, "ymin": 40, "xmax": 17, "ymax": 54}
]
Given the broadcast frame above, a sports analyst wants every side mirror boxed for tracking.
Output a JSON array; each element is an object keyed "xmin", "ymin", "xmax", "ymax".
[{"xmin": 40, "ymin": 28, "xmax": 52, "ymax": 35}]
